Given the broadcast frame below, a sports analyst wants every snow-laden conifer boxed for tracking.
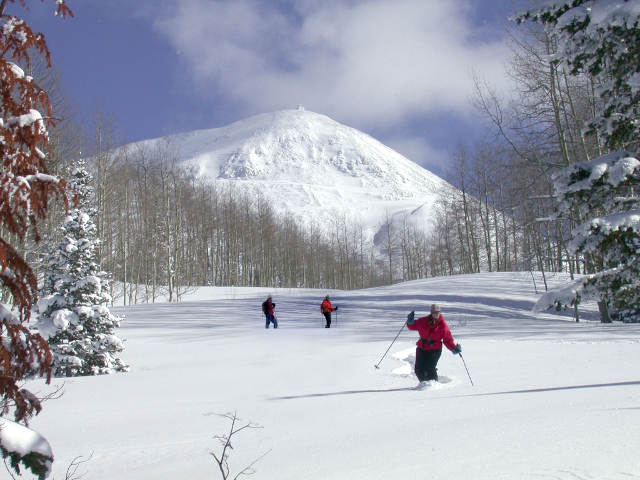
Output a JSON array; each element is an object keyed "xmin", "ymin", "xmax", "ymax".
[
  {"xmin": 534, "ymin": 152, "xmax": 640, "ymax": 320},
  {"xmin": 517, "ymin": 1, "xmax": 640, "ymax": 321},
  {"xmin": 37, "ymin": 159, "xmax": 129, "ymax": 376}
]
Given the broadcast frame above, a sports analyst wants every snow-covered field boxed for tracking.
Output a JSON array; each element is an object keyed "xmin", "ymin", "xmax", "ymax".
[{"xmin": 26, "ymin": 272, "xmax": 640, "ymax": 479}]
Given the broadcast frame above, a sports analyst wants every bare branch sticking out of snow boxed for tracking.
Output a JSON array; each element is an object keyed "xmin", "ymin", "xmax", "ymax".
[{"xmin": 208, "ymin": 412, "xmax": 269, "ymax": 480}]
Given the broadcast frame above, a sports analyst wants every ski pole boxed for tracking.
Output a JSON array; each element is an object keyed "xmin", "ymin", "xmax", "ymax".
[
  {"xmin": 374, "ymin": 321, "xmax": 407, "ymax": 369},
  {"xmin": 458, "ymin": 352, "xmax": 474, "ymax": 386}
]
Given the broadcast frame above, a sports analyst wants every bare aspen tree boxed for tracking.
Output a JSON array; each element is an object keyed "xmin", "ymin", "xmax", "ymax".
[
  {"xmin": 467, "ymin": 15, "xmax": 610, "ymax": 279},
  {"xmin": 379, "ymin": 210, "xmax": 398, "ymax": 284}
]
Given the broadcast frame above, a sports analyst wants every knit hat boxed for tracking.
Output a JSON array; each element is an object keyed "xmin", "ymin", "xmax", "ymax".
[{"xmin": 430, "ymin": 304, "xmax": 441, "ymax": 313}]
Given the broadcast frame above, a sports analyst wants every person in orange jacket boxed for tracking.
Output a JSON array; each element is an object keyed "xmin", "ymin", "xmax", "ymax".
[
  {"xmin": 406, "ymin": 304, "xmax": 461, "ymax": 382},
  {"xmin": 320, "ymin": 295, "xmax": 337, "ymax": 328}
]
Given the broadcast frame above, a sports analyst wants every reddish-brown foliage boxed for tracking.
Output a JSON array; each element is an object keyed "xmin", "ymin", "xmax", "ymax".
[{"xmin": 0, "ymin": 0, "xmax": 73, "ymax": 425}]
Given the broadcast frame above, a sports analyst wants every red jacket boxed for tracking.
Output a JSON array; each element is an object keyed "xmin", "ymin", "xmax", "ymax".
[
  {"xmin": 321, "ymin": 299, "xmax": 335, "ymax": 313},
  {"xmin": 265, "ymin": 299, "xmax": 275, "ymax": 315},
  {"xmin": 407, "ymin": 314, "xmax": 456, "ymax": 351}
]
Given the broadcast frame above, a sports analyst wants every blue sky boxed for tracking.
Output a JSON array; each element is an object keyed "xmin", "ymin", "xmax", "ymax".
[{"xmin": 20, "ymin": 0, "xmax": 524, "ymax": 174}]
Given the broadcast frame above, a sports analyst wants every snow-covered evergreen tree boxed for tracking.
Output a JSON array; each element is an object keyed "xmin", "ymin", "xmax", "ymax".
[
  {"xmin": 37, "ymin": 159, "xmax": 129, "ymax": 376},
  {"xmin": 534, "ymin": 152, "xmax": 640, "ymax": 319},
  {"xmin": 517, "ymin": 1, "xmax": 640, "ymax": 321}
]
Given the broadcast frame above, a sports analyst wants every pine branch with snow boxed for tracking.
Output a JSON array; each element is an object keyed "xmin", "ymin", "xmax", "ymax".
[
  {"xmin": 0, "ymin": 418, "xmax": 53, "ymax": 480},
  {"xmin": 533, "ymin": 152, "xmax": 640, "ymax": 317}
]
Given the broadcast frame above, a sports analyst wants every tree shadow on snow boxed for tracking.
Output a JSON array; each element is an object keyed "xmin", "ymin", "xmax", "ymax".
[
  {"xmin": 269, "ymin": 380, "xmax": 640, "ymax": 401},
  {"xmin": 269, "ymin": 386, "xmax": 416, "ymax": 400},
  {"xmin": 455, "ymin": 380, "xmax": 640, "ymax": 398}
]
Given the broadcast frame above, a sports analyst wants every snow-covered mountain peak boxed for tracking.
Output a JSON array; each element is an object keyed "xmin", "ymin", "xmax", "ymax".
[{"xmin": 129, "ymin": 109, "xmax": 452, "ymax": 240}]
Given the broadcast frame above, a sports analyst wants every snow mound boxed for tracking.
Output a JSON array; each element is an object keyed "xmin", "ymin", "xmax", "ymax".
[{"xmin": 0, "ymin": 418, "xmax": 52, "ymax": 459}]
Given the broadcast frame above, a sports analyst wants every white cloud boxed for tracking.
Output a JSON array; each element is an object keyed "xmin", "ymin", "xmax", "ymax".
[
  {"xmin": 150, "ymin": 0, "xmax": 508, "ymax": 129},
  {"xmin": 381, "ymin": 135, "xmax": 449, "ymax": 173},
  {"xmin": 136, "ymin": 0, "xmax": 509, "ymax": 173}
]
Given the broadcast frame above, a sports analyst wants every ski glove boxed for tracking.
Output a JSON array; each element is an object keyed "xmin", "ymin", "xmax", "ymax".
[
  {"xmin": 407, "ymin": 311, "xmax": 415, "ymax": 325},
  {"xmin": 334, "ymin": 306, "xmax": 338, "ymax": 310},
  {"xmin": 451, "ymin": 344, "xmax": 462, "ymax": 355}
]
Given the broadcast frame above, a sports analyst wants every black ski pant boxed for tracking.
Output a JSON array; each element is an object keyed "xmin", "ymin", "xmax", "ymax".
[
  {"xmin": 415, "ymin": 347, "xmax": 442, "ymax": 382},
  {"xmin": 323, "ymin": 312, "xmax": 331, "ymax": 328}
]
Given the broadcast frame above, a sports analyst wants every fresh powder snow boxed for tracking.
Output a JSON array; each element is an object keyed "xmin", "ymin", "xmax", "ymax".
[{"xmin": 24, "ymin": 272, "xmax": 640, "ymax": 479}]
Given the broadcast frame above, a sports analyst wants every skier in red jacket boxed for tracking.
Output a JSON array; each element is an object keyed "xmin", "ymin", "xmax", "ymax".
[
  {"xmin": 406, "ymin": 304, "xmax": 461, "ymax": 382},
  {"xmin": 321, "ymin": 295, "xmax": 337, "ymax": 328}
]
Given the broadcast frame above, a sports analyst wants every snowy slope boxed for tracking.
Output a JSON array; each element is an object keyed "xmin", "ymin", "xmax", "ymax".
[
  {"xmin": 128, "ymin": 108, "xmax": 452, "ymax": 243},
  {"xmin": 27, "ymin": 272, "xmax": 640, "ymax": 480}
]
